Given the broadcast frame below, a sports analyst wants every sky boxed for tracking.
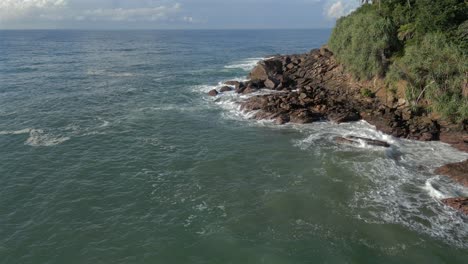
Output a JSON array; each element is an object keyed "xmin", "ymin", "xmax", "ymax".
[{"xmin": 0, "ymin": 0, "xmax": 360, "ymax": 29}]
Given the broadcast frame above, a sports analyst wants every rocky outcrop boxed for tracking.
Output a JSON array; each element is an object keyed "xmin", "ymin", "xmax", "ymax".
[
  {"xmin": 435, "ymin": 159, "xmax": 468, "ymax": 187},
  {"xmin": 221, "ymin": 47, "xmax": 467, "ymax": 150},
  {"xmin": 441, "ymin": 198, "xmax": 468, "ymax": 215},
  {"xmin": 212, "ymin": 46, "xmax": 468, "ymax": 215},
  {"xmin": 249, "ymin": 60, "xmax": 283, "ymax": 82},
  {"xmin": 434, "ymin": 160, "xmax": 468, "ymax": 215}
]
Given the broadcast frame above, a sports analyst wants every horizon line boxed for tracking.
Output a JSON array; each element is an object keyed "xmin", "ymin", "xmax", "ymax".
[{"xmin": 0, "ymin": 27, "xmax": 333, "ymax": 31}]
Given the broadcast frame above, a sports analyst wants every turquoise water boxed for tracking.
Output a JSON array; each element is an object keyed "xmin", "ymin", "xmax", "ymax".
[{"xmin": 0, "ymin": 30, "xmax": 467, "ymax": 263}]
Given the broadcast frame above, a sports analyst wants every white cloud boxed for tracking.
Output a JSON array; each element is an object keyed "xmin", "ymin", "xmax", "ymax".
[
  {"xmin": 327, "ymin": 1, "xmax": 345, "ymax": 19},
  {"xmin": 0, "ymin": 0, "xmax": 67, "ymax": 21},
  {"xmin": 325, "ymin": 0, "xmax": 359, "ymax": 19},
  {"xmin": 81, "ymin": 4, "xmax": 182, "ymax": 22},
  {"xmin": 183, "ymin": 16, "xmax": 194, "ymax": 23},
  {"xmin": 0, "ymin": 0, "xmax": 189, "ymax": 25}
]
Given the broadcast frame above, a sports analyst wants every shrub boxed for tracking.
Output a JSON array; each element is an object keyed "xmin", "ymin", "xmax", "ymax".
[
  {"xmin": 387, "ymin": 33, "xmax": 467, "ymax": 122},
  {"xmin": 360, "ymin": 88, "xmax": 375, "ymax": 98},
  {"xmin": 328, "ymin": 7, "xmax": 399, "ymax": 80}
]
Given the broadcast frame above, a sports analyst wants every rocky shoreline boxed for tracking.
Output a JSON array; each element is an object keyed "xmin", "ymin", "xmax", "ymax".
[{"xmin": 208, "ymin": 47, "xmax": 468, "ymax": 215}]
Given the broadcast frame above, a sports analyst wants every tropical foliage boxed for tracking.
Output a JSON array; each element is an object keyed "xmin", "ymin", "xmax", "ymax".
[{"xmin": 328, "ymin": 0, "xmax": 468, "ymax": 123}]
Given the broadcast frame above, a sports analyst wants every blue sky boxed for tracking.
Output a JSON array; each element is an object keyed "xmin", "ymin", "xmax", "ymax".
[{"xmin": 0, "ymin": 0, "xmax": 360, "ymax": 29}]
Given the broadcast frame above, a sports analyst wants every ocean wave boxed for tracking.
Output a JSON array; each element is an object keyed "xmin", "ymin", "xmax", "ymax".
[
  {"xmin": 0, "ymin": 128, "xmax": 70, "ymax": 146},
  {"xmin": 224, "ymin": 58, "xmax": 264, "ymax": 71},
  {"xmin": 25, "ymin": 129, "xmax": 70, "ymax": 147},
  {"xmin": 0, "ymin": 117, "xmax": 114, "ymax": 145},
  {"xmin": 291, "ymin": 121, "xmax": 468, "ymax": 247},
  {"xmin": 87, "ymin": 69, "xmax": 136, "ymax": 77},
  {"xmin": 0, "ymin": 128, "xmax": 32, "ymax": 135},
  {"xmin": 201, "ymin": 79, "xmax": 468, "ymax": 246}
]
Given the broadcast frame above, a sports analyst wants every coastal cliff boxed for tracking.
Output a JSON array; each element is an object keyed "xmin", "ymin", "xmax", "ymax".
[{"xmin": 211, "ymin": 47, "xmax": 467, "ymax": 150}]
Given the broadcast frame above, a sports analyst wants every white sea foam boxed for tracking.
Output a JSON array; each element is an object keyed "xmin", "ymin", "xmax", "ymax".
[
  {"xmin": 201, "ymin": 75, "xmax": 468, "ymax": 246},
  {"xmin": 197, "ymin": 55, "xmax": 468, "ymax": 246},
  {"xmin": 25, "ymin": 129, "xmax": 70, "ymax": 147},
  {"xmin": 87, "ymin": 69, "xmax": 135, "ymax": 77},
  {"xmin": 0, "ymin": 128, "xmax": 32, "ymax": 135},
  {"xmin": 423, "ymin": 177, "xmax": 453, "ymax": 200},
  {"xmin": 224, "ymin": 57, "xmax": 264, "ymax": 71}
]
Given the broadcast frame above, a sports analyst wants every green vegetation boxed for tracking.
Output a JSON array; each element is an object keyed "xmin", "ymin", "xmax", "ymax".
[
  {"xmin": 328, "ymin": 0, "xmax": 467, "ymax": 123},
  {"xmin": 360, "ymin": 88, "xmax": 376, "ymax": 98},
  {"xmin": 328, "ymin": 6, "xmax": 399, "ymax": 79}
]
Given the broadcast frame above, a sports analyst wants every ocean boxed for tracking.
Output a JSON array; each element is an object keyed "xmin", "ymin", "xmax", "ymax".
[{"xmin": 0, "ymin": 30, "xmax": 467, "ymax": 263}]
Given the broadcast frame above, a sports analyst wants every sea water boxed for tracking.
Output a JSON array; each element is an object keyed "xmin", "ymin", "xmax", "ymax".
[{"xmin": 0, "ymin": 30, "xmax": 467, "ymax": 263}]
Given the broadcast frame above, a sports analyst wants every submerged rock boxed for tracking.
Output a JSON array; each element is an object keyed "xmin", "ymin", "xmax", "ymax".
[
  {"xmin": 208, "ymin": 89, "xmax": 218, "ymax": 96},
  {"xmin": 435, "ymin": 159, "xmax": 468, "ymax": 187},
  {"xmin": 335, "ymin": 136, "xmax": 391, "ymax": 148},
  {"xmin": 442, "ymin": 197, "xmax": 468, "ymax": 215}
]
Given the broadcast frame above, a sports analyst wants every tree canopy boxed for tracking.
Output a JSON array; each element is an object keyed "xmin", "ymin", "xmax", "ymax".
[{"xmin": 329, "ymin": 0, "xmax": 467, "ymax": 123}]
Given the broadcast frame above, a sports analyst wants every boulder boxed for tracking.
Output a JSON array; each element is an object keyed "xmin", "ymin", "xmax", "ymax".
[
  {"xmin": 264, "ymin": 77, "xmax": 280, "ymax": 89},
  {"xmin": 225, "ymin": 81, "xmax": 245, "ymax": 90},
  {"xmin": 319, "ymin": 46, "xmax": 333, "ymax": 57},
  {"xmin": 224, "ymin": 80, "xmax": 240, "ymax": 86},
  {"xmin": 442, "ymin": 197, "xmax": 468, "ymax": 215},
  {"xmin": 435, "ymin": 159, "xmax": 468, "ymax": 187},
  {"xmin": 219, "ymin": 86, "xmax": 233, "ymax": 92},
  {"xmin": 275, "ymin": 115, "xmax": 290, "ymax": 125},
  {"xmin": 249, "ymin": 59, "xmax": 283, "ymax": 81},
  {"xmin": 289, "ymin": 110, "xmax": 321, "ymax": 124},
  {"xmin": 242, "ymin": 87, "xmax": 258, "ymax": 94},
  {"xmin": 240, "ymin": 96, "xmax": 267, "ymax": 111},
  {"xmin": 208, "ymin": 89, "xmax": 218, "ymax": 96},
  {"xmin": 328, "ymin": 111, "xmax": 361, "ymax": 124}
]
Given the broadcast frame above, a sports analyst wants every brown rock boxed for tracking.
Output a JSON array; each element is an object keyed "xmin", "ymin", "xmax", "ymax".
[
  {"xmin": 208, "ymin": 89, "xmax": 218, "ymax": 96},
  {"xmin": 289, "ymin": 110, "xmax": 321, "ymax": 124},
  {"xmin": 242, "ymin": 87, "xmax": 258, "ymax": 94},
  {"xmin": 440, "ymin": 131, "xmax": 468, "ymax": 152},
  {"xmin": 249, "ymin": 59, "xmax": 283, "ymax": 81},
  {"xmin": 435, "ymin": 159, "xmax": 468, "ymax": 187},
  {"xmin": 328, "ymin": 111, "xmax": 361, "ymax": 124},
  {"xmin": 224, "ymin": 81, "xmax": 240, "ymax": 86},
  {"xmin": 275, "ymin": 115, "xmax": 290, "ymax": 125},
  {"xmin": 347, "ymin": 136, "xmax": 391, "ymax": 148},
  {"xmin": 264, "ymin": 77, "xmax": 280, "ymax": 89},
  {"xmin": 219, "ymin": 86, "xmax": 233, "ymax": 92},
  {"xmin": 441, "ymin": 197, "xmax": 468, "ymax": 215}
]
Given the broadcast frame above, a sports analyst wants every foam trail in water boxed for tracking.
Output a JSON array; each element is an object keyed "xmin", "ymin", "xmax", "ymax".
[
  {"xmin": 287, "ymin": 121, "xmax": 468, "ymax": 247},
  {"xmin": 87, "ymin": 69, "xmax": 135, "ymax": 77},
  {"xmin": 0, "ymin": 128, "xmax": 32, "ymax": 135},
  {"xmin": 25, "ymin": 129, "xmax": 70, "ymax": 147},
  {"xmin": 224, "ymin": 58, "xmax": 264, "ymax": 71}
]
